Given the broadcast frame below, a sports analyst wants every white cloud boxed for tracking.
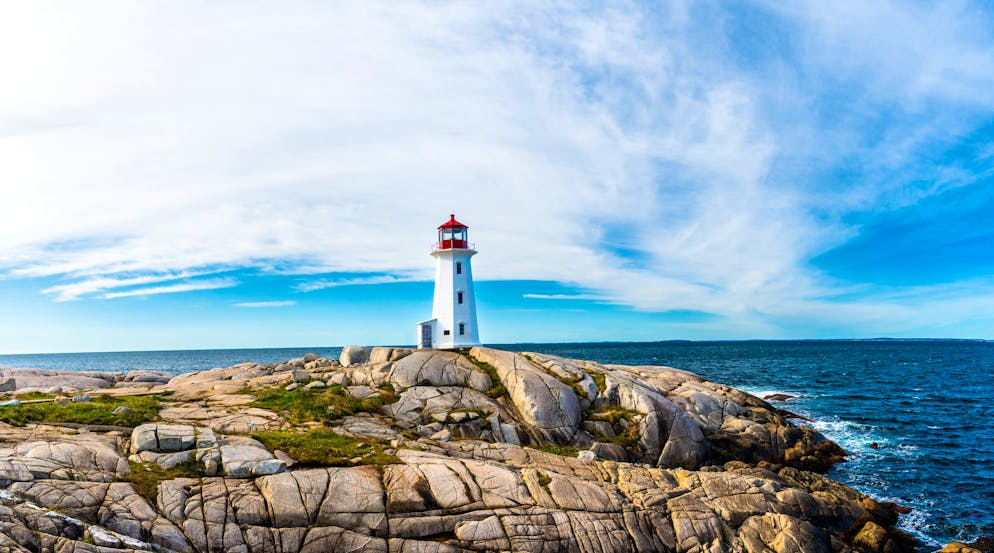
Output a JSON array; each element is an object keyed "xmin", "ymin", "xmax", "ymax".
[
  {"xmin": 0, "ymin": 2, "xmax": 992, "ymax": 336},
  {"xmin": 234, "ymin": 301, "xmax": 297, "ymax": 308},
  {"xmin": 41, "ymin": 271, "xmax": 218, "ymax": 301},
  {"xmin": 296, "ymin": 276, "xmax": 413, "ymax": 292},
  {"xmin": 102, "ymin": 279, "xmax": 237, "ymax": 299},
  {"xmin": 522, "ymin": 293, "xmax": 603, "ymax": 301}
]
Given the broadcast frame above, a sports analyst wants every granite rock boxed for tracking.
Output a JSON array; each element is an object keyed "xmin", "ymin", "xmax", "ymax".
[
  {"xmin": 340, "ymin": 345, "xmax": 372, "ymax": 367},
  {"xmin": 0, "ymin": 350, "xmax": 916, "ymax": 553}
]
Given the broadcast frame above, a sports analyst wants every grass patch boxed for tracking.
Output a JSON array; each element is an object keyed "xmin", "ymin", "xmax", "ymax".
[
  {"xmin": 611, "ymin": 426, "xmax": 640, "ymax": 449},
  {"xmin": 376, "ymin": 384, "xmax": 399, "ymax": 405},
  {"xmin": 586, "ymin": 371, "xmax": 607, "ymax": 394},
  {"xmin": 585, "ymin": 406, "xmax": 639, "ymax": 425},
  {"xmin": 553, "ymin": 371, "xmax": 583, "ymax": 386},
  {"xmin": 123, "ymin": 459, "xmax": 204, "ymax": 502},
  {"xmin": 532, "ymin": 444, "xmax": 580, "ymax": 457},
  {"xmin": 11, "ymin": 392, "xmax": 56, "ymax": 400},
  {"xmin": 465, "ymin": 356, "xmax": 506, "ymax": 398},
  {"xmin": 243, "ymin": 385, "xmax": 390, "ymax": 425},
  {"xmin": 548, "ymin": 369, "xmax": 592, "ymax": 399},
  {"xmin": 586, "ymin": 406, "xmax": 641, "ymax": 450},
  {"xmin": 0, "ymin": 395, "xmax": 162, "ymax": 427},
  {"xmin": 252, "ymin": 428, "xmax": 400, "ymax": 467}
]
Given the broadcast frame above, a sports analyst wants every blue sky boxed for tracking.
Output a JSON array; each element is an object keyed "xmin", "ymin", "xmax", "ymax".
[{"xmin": 2, "ymin": 1, "xmax": 994, "ymax": 353}]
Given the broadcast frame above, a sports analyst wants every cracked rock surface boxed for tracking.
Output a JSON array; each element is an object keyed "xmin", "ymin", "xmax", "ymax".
[{"xmin": 0, "ymin": 347, "xmax": 917, "ymax": 552}]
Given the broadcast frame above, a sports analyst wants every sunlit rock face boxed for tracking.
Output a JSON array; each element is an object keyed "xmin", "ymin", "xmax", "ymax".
[{"xmin": 0, "ymin": 348, "xmax": 914, "ymax": 553}]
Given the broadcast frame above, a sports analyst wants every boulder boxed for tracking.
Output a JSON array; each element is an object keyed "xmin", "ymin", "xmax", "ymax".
[
  {"xmin": 347, "ymin": 385, "xmax": 379, "ymax": 399},
  {"xmin": 219, "ymin": 443, "xmax": 285, "ymax": 477},
  {"xmin": 591, "ymin": 442, "xmax": 630, "ymax": 462},
  {"xmin": 390, "ymin": 386, "xmax": 500, "ymax": 424},
  {"xmin": 0, "ymin": 367, "xmax": 119, "ymax": 391},
  {"xmin": 470, "ymin": 347, "xmax": 582, "ymax": 444},
  {"xmin": 763, "ymin": 393, "xmax": 796, "ymax": 402},
  {"xmin": 130, "ymin": 423, "xmax": 216, "ymax": 454},
  {"xmin": 340, "ymin": 345, "xmax": 372, "ymax": 367},
  {"xmin": 292, "ymin": 369, "xmax": 311, "ymax": 382},
  {"xmin": 737, "ymin": 513, "xmax": 828, "ymax": 553},
  {"xmin": 853, "ymin": 521, "xmax": 889, "ymax": 552},
  {"xmin": 368, "ymin": 347, "xmax": 414, "ymax": 364},
  {"xmin": 0, "ymin": 376, "xmax": 16, "ymax": 392},
  {"xmin": 577, "ymin": 450, "xmax": 597, "ymax": 463},
  {"xmin": 384, "ymin": 350, "xmax": 491, "ymax": 392},
  {"xmin": 123, "ymin": 370, "xmax": 172, "ymax": 384},
  {"xmin": 584, "ymin": 420, "xmax": 616, "ymax": 440},
  {"xmin": 430, "ymin": 428, "xmax": 452, "ymax": 442}
]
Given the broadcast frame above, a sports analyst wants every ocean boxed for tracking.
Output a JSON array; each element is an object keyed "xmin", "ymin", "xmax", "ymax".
[{"xmin": 1, "ymin": 340, "xmax": 990, "ymax": 550}]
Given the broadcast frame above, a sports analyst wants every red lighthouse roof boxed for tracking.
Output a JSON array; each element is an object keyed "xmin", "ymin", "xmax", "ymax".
[{"xmin": 438, "ymin": 214, "xmax": 468, "ymax": 229}]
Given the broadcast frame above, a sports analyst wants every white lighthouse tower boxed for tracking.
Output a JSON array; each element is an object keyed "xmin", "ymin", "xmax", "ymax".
[{"xmin": 416, "ymin": 214, "xmax": 480, "ymax": 349}]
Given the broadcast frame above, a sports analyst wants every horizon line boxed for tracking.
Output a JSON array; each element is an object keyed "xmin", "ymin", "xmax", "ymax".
[{"xmin": 0, "ymin": 337, "xmax": 990, "ymax": 357}]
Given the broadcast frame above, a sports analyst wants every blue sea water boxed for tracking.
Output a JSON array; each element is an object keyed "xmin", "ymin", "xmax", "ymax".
[{"xmin": 1, "ymin": 340, "xmax": 991, "ymax": 550}]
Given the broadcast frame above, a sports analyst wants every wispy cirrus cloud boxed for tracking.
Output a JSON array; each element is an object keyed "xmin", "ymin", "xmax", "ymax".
[
  {"xmin": 295, "ymin": 276, "xmax": 414, "ymax": 293},
  {"xmin": 522, "ymin": 293, "xmax": 604, "ymax": 301},
  {"xmin": 0, "ymin": 1, "xmax": 993, "ymax": 338},
  {"xmin": 233, "ymin": 300, "xmax": 297, "ymax": 308},
  {"xmin": 101, "ymin": 279, "xmax": 238, "ymax": 300},
  {"xmin": 41, "ymin": 271, "xmax": 219, "ymax": 302}
]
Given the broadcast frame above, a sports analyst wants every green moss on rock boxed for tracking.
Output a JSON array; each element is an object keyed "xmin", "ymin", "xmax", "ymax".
[
  {"xmin": 532, "ymin": 444, "xmax": 580, "ymax": 457},
  {"xmin": 465, "ymin": 356, "xmax": 507, "ymax": 398},
  {"xmin": 252, "ymin": 428, "xmax": 400, "ymax": 467},
  {"xmin": 244, "ymin": 386, "xmax": 387, "ymax": 425},
  {"xmin": 0, "ymin": 395, "xmax": 163, "ymax": 427},
  {"xmin": 123, "ymin": 458, "xmax": 204, "ymax": 502}
]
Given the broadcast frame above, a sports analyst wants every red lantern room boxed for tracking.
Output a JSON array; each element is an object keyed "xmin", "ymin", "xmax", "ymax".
[{"xmin": 437, "ymin": 214, "xmax": 469, "ymax": 249}]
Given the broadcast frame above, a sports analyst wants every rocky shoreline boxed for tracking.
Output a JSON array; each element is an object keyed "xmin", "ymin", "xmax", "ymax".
[{"xmin": 0, "ymin": 346, "xmax": 921, "ymax": 552}]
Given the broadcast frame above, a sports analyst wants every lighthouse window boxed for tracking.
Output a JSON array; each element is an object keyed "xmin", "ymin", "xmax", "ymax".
[
  {"xmin": 457, "ymin": 291, "xmax": 464, "ymax": 304},
  {"xmin": 456, "ymin": 262, "xmax": 462, "ymax": 275},
  {"xmin": 459, "ymin": 322, "xmax": 466, "ymax": 335},
  {"xmin": 443, "ymin": 330, "xmax": 450, "ymax": 335}
]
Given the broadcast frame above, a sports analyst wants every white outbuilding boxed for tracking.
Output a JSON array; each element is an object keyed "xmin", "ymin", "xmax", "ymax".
[{"xmin": 417, "ymin": 214, "xmax": 480, "ymax": 349}]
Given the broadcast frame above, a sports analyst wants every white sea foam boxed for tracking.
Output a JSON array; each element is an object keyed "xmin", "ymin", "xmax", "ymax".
[
  {"xmin": 887, "ymin": 494, "xmax": 941, "ymax": 548},
  {"xmin": 737, "ymin": 387, "xmax": 803, "ymax": 401},
  {"xmin": 809, "ymin": 416, "xmax": 938, "ymax": 546},
  {"xmin": 810, "ymin": 418, "xmax": 886, "ymax": 452}
]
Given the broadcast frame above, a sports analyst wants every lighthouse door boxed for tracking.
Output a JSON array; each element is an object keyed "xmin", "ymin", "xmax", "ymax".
[{"xmin": 421, "ymin": 324, "xmax": 432, "ymax": 349}]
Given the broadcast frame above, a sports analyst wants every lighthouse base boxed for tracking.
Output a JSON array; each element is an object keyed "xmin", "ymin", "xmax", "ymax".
[{"xmin": 416, "ymin": 319, "xmax": 480, "ymax": 350}]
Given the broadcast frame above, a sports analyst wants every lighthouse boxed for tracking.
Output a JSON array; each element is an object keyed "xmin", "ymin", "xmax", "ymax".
[{"xmin": 416, "ymin": 214, "xmax": 480, "ymax": 349}]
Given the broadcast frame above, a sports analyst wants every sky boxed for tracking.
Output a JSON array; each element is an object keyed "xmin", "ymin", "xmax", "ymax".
[{"xmin": 2, "ymin": 1, "xmax": 994, "ymax": 353}]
